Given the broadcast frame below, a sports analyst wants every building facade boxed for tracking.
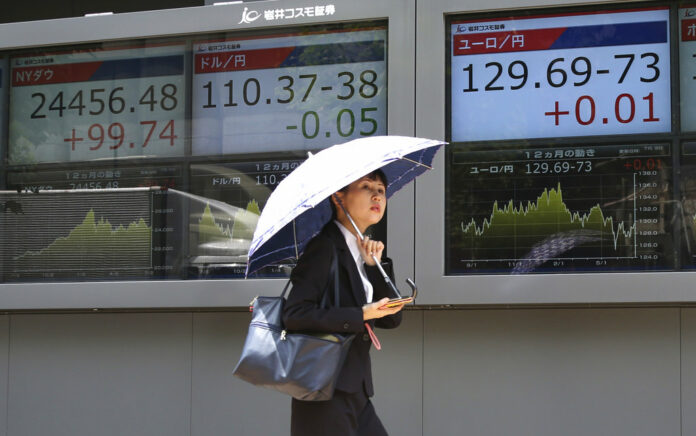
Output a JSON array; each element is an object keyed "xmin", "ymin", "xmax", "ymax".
[{"xmin": 0, "ymin": 0, "xmax": 693, "ymax": 434}]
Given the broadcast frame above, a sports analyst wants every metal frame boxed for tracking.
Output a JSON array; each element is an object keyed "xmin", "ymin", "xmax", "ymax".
[
  {"xmin": 413, "ymin": 0, "xmax": 696, "ymax": 305},
  {"xmin": 0, "ymin": 0, "xmax": 417, "ymax": 309}
]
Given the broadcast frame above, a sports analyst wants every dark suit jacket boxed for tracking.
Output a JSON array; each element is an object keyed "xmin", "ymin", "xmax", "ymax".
[{"xmin": 282, "ymin": 222, "xmax": 402, "ymax": 396}]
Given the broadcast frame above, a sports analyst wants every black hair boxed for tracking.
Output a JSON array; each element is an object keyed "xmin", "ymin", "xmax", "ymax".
[{"xmin": 330, "ymin": 169, "xmax": 388, "ymax": 219}]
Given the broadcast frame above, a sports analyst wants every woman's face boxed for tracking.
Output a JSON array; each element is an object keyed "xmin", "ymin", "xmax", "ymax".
[{"xmin": 335, "ymin": 175, "xmax": 387, "ymax": 231}]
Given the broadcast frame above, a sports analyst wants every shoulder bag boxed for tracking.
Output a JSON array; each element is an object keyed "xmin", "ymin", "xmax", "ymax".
[{"xmin": 233, "ymin": 245, "xmax": 355, "ymax": 401}]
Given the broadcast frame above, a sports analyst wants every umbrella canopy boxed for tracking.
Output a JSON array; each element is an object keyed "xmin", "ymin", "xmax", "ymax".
[{"xmin": 246, "ymin": 135, "xmax": 446, "ymax": 276}]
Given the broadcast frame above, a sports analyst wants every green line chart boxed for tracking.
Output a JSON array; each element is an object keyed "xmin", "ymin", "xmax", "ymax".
[
  {"xmin": 13, "ymin": 209, "xmax": 151, "ymax": 266},
  {"xmin": 1, "ymin": 190, "xmax": 154, "ymax": 280},
  {"xmin": 197, "ymin": 200, "xmax": 260, "ymax": 245},
  {"xmin": 458, "ymin": 183, "xmax": 636, "ymax": 261},
  {"xmin": 446, "ymin": 143, "xmax": 672, "ymax": 274}
]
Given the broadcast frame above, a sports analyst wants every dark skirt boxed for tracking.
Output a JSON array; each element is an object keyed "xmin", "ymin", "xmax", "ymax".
[{"xmin": 291, "ymin": 389, "xmax": 388, "ymax": 436}]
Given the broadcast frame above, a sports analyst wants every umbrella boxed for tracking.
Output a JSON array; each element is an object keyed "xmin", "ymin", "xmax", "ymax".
[{"xmin": 246, "ymin": 135, "xmax": 446, "ymax": 296}]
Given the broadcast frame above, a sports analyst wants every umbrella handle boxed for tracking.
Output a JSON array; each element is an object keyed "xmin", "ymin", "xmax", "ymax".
[
  {"xmin": 335, "ymin": 196, "xmax": 418, "ymax": 301},
  {"xmin": 369, "ymin": 245, "xmax": 418, "ymax": 301}
]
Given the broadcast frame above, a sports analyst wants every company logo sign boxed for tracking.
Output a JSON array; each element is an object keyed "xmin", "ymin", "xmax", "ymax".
[{"xmin": 239, "ymin": 4, "xmax": 336, "ymax": 24}]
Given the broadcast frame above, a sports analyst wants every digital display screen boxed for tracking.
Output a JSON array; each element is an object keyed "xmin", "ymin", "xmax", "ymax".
[
  {"xmin": 450, "ymin": 8, "xmax": 671, "ymax": 141},
  {"xmin": 3, "ymin": 167, "xmax": 185, "ymax": 280},
  {"xmin": 0, "ymin": 189, "xmax": 165, "ymax": 281},
  {"xmin": 445, "ymin": 143, "xmax": 673, "ymax": 274},
  {"xmin": 8, "ymin": 43, "xmax": 186, "ymax": 164},
  {"xmin": 0, "ymin": 57, "xmax": 7, "ymax": 166},
  {"xmin": 187, "ymin": 159, "xmax": 302, "ymax": 277},
  {"xmin": 679, "ymin": 142, "xmax": 696, "ymax": 269},
  {"xmin": 680, "ymin": 7, "xmax": 696, "ymax": 131},
  {"xmin": 192, "ymin": 24, "xmax": 387, "ymax": 154}
]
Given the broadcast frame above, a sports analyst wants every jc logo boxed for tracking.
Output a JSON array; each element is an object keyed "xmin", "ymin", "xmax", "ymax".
[{"xmin": 239, "ymin": 7, "xmax": 261, "ymax": 24}]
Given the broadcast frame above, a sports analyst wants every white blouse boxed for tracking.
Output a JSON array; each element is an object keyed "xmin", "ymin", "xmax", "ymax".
[{"xmin": 334, "ymin": 220, "xmax": 373, "ymax": 303}]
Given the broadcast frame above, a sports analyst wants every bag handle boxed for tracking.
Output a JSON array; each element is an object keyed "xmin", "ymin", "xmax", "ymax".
[
  {"xmin": 280, "ymin": 243, "xmax": 339, "ymax": 308},
  {"xmin": 324, "ymin": 244, "xmax": 339, "ymax": 309}
]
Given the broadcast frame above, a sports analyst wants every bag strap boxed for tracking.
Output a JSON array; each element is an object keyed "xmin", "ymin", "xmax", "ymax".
[
  {"xmin": 280, "ymin": 243, "xmax": 339, "ymax": 309},
  {"xmin": 321, "ymin": 244, "xmax": 339, "ymax": 309},
  {"xmin": 280, "ymin": 277, "xmax": 292, "ymax": 299}
]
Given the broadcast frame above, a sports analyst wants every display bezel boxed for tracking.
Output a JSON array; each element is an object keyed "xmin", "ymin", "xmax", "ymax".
[
  {"xmin": 414, "ymin": 0, "xmax": 696, "ymax": 305},
  {"xmin": 447, "ymin": 6, "xmax": 672, "ymax": 141},
  {"xmin": 0, "ymin": 0, "xmax": 417, "ymax": 309}
]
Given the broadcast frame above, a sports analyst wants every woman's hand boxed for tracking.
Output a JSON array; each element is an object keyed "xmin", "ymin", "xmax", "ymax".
[
  {"xmin": 357, "ymin": 235, "xmax": 384, "ymax": 266},
  {"xmin": 362, "ymin": 297, "xmax": 404, "ymax": 320}
]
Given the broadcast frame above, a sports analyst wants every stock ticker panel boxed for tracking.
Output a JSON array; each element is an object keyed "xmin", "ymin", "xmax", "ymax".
[
  {"xmin": 449, "ymin": 8, "xmax": 671, "ymax": 142},
  {"xmin": 680, "ymin": 142, "xmax": 696, "ymax": 269},
  {"xmin": 8, "ymin": 43, "xmax": 185, "ymax": 165},
  {"xmin": 446, "ymin": 6, "xmax": 678, "ymax": 274},
  {"xmin": 3, "ymin": 166, "xmax": 185, "ymax": 281},
  {"xmin": 191, "ymin": 24, "xmax": 387, "ymax": 155},
  {"xmin": 187, "ymin": 159, "xmax": 302, "ymax": 278},
  {"xmin": 0, "ymin": 190, "xmax": 157, "ymax": 281},
  {"xmin": 680, "ymin": 6, "xmax": 696, "ymax": 132},
  {"xmin": 445, "ymin": 143, "xmax": 673, "ymax": 274}
]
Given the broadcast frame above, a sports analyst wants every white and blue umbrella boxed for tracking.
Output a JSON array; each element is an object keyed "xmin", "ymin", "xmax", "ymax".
[{"xmin": 246, "ymin": 135, "xmax": 446, "ymax": 277}]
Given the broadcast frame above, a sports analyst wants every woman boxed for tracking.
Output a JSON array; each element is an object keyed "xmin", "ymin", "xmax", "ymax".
[{"xmin": 283, "ymin": 169, "xmax": 406, "ymax": 436}]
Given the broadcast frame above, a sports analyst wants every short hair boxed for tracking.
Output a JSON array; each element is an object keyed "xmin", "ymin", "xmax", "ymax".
[{"xmin": 330, "ymin": 169, "xmax": 388, "ymax": 219}]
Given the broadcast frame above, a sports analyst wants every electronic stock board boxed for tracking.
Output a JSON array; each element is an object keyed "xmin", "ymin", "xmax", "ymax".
[{"xmin": 447, "ymin": 7, "xmax": 676, "ymax": 275}]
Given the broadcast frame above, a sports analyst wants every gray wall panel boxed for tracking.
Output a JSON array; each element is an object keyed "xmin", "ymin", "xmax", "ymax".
[
  {"xmin": 371, "ymin": 310, "xmax": 423, "ymax": 436},
  {"xmin": 192, "ymin": 311, "xmax": 423, "ymax": 436},
  {"xmin": 191, "ymin": 312, "xmax": 290, "ymax": 436},
  {"xmin": 7, "ymin": 313, "xmax": 192, "ymax": 436},
  {"xmin": 384, "ymin": 0, "xmax": 417, "ymax": 289},
  {"xmin": 0, "ymin": 315, "xmax": 7, "ymax": 436},
  {"xmin": 423, "ymin": 308, "xmax": 680, "ymax": 436},
  {"xmin": 682, "ymin": 308, "xmax": 696, "ymax": 436}
]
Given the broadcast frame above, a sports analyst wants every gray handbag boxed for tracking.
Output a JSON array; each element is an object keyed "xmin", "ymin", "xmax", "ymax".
[{"xmin": 233, "ymin": 246, "xmax": 355, "ymax": 401}]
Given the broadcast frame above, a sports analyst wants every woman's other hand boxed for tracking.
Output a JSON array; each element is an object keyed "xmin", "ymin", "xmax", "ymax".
[
  {"xmin": 357, "ymin": 235, "xmax": 384, "ymax": 266},
  {"xmin": 362, "ymin": 297, "xmax": 404, "ymax": 320}
]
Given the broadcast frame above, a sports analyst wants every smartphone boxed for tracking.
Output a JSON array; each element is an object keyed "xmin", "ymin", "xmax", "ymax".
[{"xmin": 379, "ymin": 296, "xmax": 413, "ymax": 309}]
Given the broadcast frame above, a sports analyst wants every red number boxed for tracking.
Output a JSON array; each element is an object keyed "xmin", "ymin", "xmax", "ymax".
[
  {"xmin": 615, "ymin": 93, "xmax": 635, "ymax": 124},
  {"xmin": 88, "ymin": 124, "xmax": 105, "ymax": 150},
  {"xmin": 140, "ymin": 121, "xmax": 157, "ymax": 148},
  {"xmin": 575, "ymin": 95, "xmax": 595, "ymax": 126},
  {"xmin": 643, "ymin": 93, "xmax": 660, "ymax": 122},
  {"xmin": 631, "ymin": 159, "xmax": 663, "ymax": 171},
  {"xmin": 159, "ymin": 120, "xmax": 177, "ymax": 146},
  {"xmin": 108, "ymin": 123, "xmax": 125, "ymax": 150}
]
